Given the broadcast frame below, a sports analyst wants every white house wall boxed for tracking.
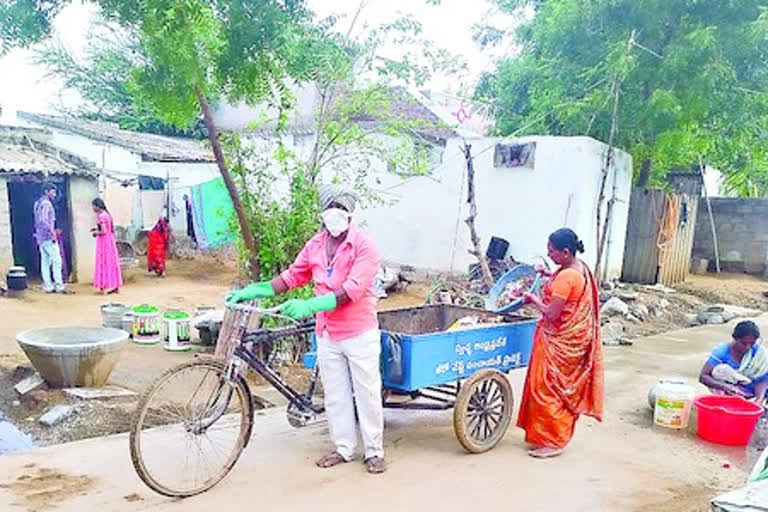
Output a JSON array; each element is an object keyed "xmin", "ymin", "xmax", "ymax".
[
  {"xmin": 213, "ymin": 83, "xmax": 320, "ymax": 132},
  {"xmin": 232, "ymin": 133, "xmax": 632, "ymax": 279},
  {"xmin": 573, "ymin": 139, "xmax": 633, "ymax": 281},
  {"xmin": 356, "ymin": 136, "xmax": 632, "ymax": 279}
]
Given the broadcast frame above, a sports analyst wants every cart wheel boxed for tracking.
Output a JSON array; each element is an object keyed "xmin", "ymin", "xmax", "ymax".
[{"xmin": 453, "ymin": 369, "xmax": 514, "ymax": 454}]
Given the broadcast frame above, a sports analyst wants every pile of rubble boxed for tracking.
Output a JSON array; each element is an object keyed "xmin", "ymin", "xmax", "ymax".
[
  {"xmin": 1, "ymin": 365, "xmax": 138, "ymax": 447},
  {"xmin": 599, "ymin": 281, "xmax": 762, "ymax": 346}
]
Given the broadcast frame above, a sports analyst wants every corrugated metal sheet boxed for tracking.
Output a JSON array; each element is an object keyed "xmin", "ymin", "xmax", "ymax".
[
  {"xmin": 621, "ymin": 187, "xmax": 699, "ymax": 286},
  {"xmin": 657, "ymin": 195, "xmax": 699, "ymax": 286},
  {"xmin": 622, "ymin": 188, "xmax": 665, "ymax": 284}
]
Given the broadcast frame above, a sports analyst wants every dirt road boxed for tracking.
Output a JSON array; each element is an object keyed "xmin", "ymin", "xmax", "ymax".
[{"xmin": 0, "ymin": 317, "xmax": 761, "ymax": 512}]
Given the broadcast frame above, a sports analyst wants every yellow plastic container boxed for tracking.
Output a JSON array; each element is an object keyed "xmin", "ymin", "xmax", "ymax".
[{"xmin": 653, "ymin": 379, "xmax": 695, "ymax": 429}]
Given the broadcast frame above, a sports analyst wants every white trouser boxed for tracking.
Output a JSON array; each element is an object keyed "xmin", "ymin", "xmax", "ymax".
[
  {"xmin": 318, "ymin": 329, "xmax": 384, "ymax": 461},
  {"xmin": 39, "ymin": 240, "xmax": 64, "ymax": 292}
]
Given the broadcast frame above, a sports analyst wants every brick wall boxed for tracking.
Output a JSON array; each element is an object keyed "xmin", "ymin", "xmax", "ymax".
[
  {"xmin": 693, "ymin": 198, "xmax": 768, "ymax": 274},
  {"xmin": 0, "ymin": 178, "xmax": 13, "ymax": 275}
]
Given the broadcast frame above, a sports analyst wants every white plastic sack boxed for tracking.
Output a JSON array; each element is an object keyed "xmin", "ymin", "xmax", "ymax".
[
  {"xmin": 713, "ymin": 364, "xmax": 752, "ymax": 385},
  {"xmin": 711, "ymin": 480, "xmax": 768, "ymax": 511},
  {"xmin": 711, "ymin": 445, "xmax": 768, "ymax": 511}
]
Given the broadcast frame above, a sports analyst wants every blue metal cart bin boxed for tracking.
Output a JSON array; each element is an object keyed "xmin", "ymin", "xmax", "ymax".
[
  {"xmin": 305, "ymin": 304, "xmax": 536, "ymax": 453},
  {"xmin": 379, "ymin": 312, "xmax": 535, "ymax": 392}
]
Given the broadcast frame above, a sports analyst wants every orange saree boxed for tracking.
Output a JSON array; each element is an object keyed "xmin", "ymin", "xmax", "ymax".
[{"xmin": 516, "ymin": 261, "xmax": 604, "ymax": 449}]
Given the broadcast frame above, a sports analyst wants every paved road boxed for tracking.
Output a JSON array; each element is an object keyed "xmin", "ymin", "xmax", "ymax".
[{"xmin": 0, "ymin": 318, "xmax": 760, "ymax": 512}]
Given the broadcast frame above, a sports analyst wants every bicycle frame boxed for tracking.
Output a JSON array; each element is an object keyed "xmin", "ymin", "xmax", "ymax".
[
  {"xmin": 215, "ymin": 304, "xmax": 460, "ymax": 419},
  {"xmin": 232, "ymin": 343, "xmax": 325, "ymax": 415}
]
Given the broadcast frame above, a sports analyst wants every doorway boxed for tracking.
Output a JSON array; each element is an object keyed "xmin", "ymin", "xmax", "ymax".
[{"xmin": 7, "ymin": 176, "xmax": 74, "ymax": 280}]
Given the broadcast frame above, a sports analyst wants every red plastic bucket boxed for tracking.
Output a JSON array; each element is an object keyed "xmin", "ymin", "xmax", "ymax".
[{"xmin": 693, "ymin": 395, "xmax": 764, "ymax": 446}]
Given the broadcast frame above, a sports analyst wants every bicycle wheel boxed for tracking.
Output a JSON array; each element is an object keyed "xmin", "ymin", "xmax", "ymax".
[{"xmin": 130, "ymin": 359, "xmax": 253, "ymax": 497}]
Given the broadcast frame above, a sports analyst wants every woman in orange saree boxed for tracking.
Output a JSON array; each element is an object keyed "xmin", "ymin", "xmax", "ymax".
[{"xmin": 520, "ymin": 228, "xmax": 603, "ymax": 458}]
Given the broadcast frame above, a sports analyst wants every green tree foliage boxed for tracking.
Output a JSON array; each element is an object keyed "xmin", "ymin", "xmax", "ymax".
[
  {"xmin": 33, "ymin": 21, "xmax": 206, "ymax": 138},
  {"xmin": 475, "ymin": 1, "xmax": 768, "ymax": 192},
  {"xmin": 0, "ymin": 0, "xmax": 67, "ymax": 54},
  {"xmin": 225, "ymin": 133, "xmax": 318, "ymax": 287}
]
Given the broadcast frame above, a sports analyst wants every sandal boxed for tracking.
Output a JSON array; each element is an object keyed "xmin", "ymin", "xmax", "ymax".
[
  {"xmin": 364, "ymin": 456, "xmax": 386, "ymax": 474},
  {"xmin": 315, "ymin": 451, "xmax": 348, "ymax": 469},
  {"xmin": 528, "ymin": 447, "xmax": 563, "ymax": 459}
]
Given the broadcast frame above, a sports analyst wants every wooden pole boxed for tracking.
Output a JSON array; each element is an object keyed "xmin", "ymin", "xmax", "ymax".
[
  {"xmin": 594, "ymin": 79, "xmax": 621, "ymax": 281},
  {"xmin": 698, "ymin": 157, "xmax": 720, "ymax": 273},
  {"xmin": 462, "ymin": 143, "xmax": 494, "ymax": 289},
  {"xmin": 195, "ymin": 85, "xmax": 260, "ymax": 279},
  {"xmin": 595, "ymin": 30, "xmax": 636, "ymax": 281}
]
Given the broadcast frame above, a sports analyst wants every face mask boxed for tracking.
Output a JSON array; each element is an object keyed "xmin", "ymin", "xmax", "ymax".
[{"xmin": 322, "ymin": 208, "xmax": 350, "ymax": 237}]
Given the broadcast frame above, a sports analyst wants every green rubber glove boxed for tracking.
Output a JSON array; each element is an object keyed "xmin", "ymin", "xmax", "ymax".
[
  {"xmin": 226, "ymin": 281, "xmax": 275, "ymax": 304},
  {"xmin": 281, "ymin": 293, "xmax": 337, "ymax": 320}
]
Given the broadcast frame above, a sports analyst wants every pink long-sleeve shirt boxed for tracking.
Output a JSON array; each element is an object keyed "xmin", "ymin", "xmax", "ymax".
[{"xmin": 280, "ymin": 226, "xmax": 380, "ymax": 341}]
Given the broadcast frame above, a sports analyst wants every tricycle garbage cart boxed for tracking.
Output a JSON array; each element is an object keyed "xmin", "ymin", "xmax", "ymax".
[
  {"xmin": 129, "ymin": 304, "xmax": 535, "ymax": 498},
  {"xmin": 304, "ymin": 305, "xmax": 536, "ymax": 453}
]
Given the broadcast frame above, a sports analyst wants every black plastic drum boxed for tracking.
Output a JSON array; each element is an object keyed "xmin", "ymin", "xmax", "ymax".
[
  {"xmin": 7, "ymin": 267, "xmax": 28, "ymax": 291},
  {"xmin": 486, "ymin": 237, "xmax": 509, "ymax": 260}
]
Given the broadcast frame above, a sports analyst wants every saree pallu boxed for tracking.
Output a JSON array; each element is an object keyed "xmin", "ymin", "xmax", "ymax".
[{"xmin": 517, "ymin": 264, "xmax": 604, "ymax": 448}]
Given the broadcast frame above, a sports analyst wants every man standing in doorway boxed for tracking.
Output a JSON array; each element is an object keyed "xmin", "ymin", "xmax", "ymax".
[{"xmin": 34, "ymin": 184, "xmax": 71, "ymax": 294}]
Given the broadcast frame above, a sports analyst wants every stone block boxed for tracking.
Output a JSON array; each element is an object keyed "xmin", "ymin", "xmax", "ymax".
[
  {"xmin": 601, "ymin": 297, "xmax": 629, "ymax": 316},
  {"xmin": 39, "ymin": 405, "xmax": 76, "ymax": 427},
  {"xmin": 63, "ymin": 386, "xmax": 136, "ymax": 400},
  {"xmin": 14, "ymin": 373, "xmax": 45, "ymax": 396},
  {"xmin": 601, "ymin": 322, "xmax": 625, "ymax": 345}
]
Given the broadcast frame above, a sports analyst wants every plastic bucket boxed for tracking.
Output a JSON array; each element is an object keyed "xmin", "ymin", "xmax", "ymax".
[
  {"xmin": 163, "ymin": 311, "xmax": 191, "ymax": 352},
  {"xmin": 694, "ymin": 395, "xmax": 764, "ymax": 445},
  {"xmin": 653, "ymin": 380, "xmax": 695, "ymax": 429},
  {"xmin": 132, "ymin": 305, "xmax": 161, "ymax": 345}
]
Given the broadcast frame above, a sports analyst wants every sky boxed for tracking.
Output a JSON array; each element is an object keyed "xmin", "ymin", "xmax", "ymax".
[{"xmin": 0, "ymin": 0, "xmax": 515, "ymax": 124}]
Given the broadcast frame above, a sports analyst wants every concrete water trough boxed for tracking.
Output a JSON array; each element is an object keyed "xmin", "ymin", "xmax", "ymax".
[{"xmin": 16, "ymin": 327, "xmax": 129, "ymax": 388}]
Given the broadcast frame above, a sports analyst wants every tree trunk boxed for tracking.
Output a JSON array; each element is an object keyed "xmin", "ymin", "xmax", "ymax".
[
  {"xmin": 462, "ymin": 143, "xmax": 494, "ymax": 289},
  {"xmin": 195, "ymin": 85, "xmax": 260, "ymax": 279},
  {"xmin": 637, "ymin": 158, "xmax": 652, "ymax": 188}
]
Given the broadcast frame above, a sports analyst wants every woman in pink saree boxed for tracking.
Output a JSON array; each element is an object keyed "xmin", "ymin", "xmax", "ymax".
[{"xmin": 91, "ymin": 198, "xmax": 123, "ymax": 294}]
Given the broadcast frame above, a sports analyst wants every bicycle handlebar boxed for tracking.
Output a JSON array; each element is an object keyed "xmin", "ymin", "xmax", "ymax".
[{"xmin": 224, "ymin": 301, "xmax": 299, "ymax": 324}]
